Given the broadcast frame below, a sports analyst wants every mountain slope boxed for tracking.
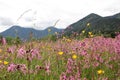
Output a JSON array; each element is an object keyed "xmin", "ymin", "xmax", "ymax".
[
  {"xmin": 64, "ymin": 13, "xmax": 120, "ymax": 37},
  {"xmin": 112, "ymin": 13, "xmax": 120, "ymax": 19},
  {"xmin": 64, "ymin": 13, "xmax": 103, "ymax": 35},
  {"xmin": 0, "ymin": 26, "xmax": 63, "ymax": 39}
]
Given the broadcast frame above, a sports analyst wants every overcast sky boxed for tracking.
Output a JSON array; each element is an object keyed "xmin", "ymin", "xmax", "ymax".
[{"xmin": 0, "ymin": 0, "xmax": 120, "ymax": 32}]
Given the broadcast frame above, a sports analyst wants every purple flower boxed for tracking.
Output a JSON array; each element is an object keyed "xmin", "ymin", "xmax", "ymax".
[
  {"xmin": 16, "ymin": 64, "xmax": 27, "ymax": 74},
  {"xmin": 17, "ymin": 47, "xmax": 26, "ymax": 58},
  {"xmin": 7, "ymin": 64, "xmax": 17, "ymax": 72},
  {"xmin": 1, "ymin": 37, "xmax": 7, "ymax": 45},
  {"xmin": 45, "ymin": 61, "xmax": 51, "ymax": 75},
  {"xmin": 60, "ymin": 72, "xmax": 67, "ymax": 80},
  {"xmin": 7, "ymin": 46, "xmax": 15, "ymax": 53},
  {"xmin": 30, "ymin": 49, "xmax": 41, "ymax": 59},
  {"xmin": 81, "ymin": 50, "xmax": 87, "ymax": 56}
]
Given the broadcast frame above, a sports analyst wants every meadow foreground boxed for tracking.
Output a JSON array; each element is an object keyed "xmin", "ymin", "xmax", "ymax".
[{"xmin": 0, "ymin": 35, "xmax": 120, "ymax": 80}]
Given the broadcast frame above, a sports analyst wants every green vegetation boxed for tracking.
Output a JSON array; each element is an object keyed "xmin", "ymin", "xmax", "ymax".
[
  {"xmin": 64, "ymin": 13, "xmax": 120, "ymax": 38},
  {"xmin": 0, "ymin": 13, "xmax": 120, "ymax": 80}
]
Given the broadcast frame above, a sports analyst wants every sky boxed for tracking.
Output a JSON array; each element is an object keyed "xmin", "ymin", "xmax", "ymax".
[{"xmin": 0, "ymin": 0, "xmax": 120, "ymax": 32}]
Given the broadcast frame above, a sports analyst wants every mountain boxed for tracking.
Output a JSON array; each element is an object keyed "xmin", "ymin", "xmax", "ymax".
[
  {"xmin": 112, "ymin": 13, "xmax": 120, "ymax": 19},
  {"xmin": 63, "ymin": 13, "xmax": 102, "ymax": 35},
  {"xmin": 64, "ymin": 13, "xmax": 120, "ymax": 37},
  {"xmin": 0, "ymin": 26, "xmax": 63, "ymax": 40}
]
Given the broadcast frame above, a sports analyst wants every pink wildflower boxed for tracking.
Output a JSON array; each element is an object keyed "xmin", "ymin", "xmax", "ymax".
[
  {"xmin": 30, "ymin": 49, "xmax": 41, "ymax": 59},
  {"xmin": 7, "ymin": 64, "xmax": 17, "ymax": 72},
  {"xmin": 45, "ymin": 61, "xmax": 51, "ymax": 75},
  {"xmin": 17, "ymin": 47, "xmax": 26, "ymax": 58},
  {"xmin": 1, "ymin": 37, "xmax": 7, "ymax": 45}
]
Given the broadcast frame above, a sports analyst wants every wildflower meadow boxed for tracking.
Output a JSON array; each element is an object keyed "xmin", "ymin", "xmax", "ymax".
[{"xmin": 0, "ymin": 33, "xmax": 120, "ymax": 80}]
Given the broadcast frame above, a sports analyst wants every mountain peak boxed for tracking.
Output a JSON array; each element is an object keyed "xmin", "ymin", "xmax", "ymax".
[
  {"xmin": 85, "ymin": 13, "xmax": 102, "ymax": 19},
  {"xmin": 80, "ymin": 13, "xmax": 102, "ymax": 22},
  {"xmin": 10, "ymin": 25, "xmax": 21, "ymax": 29},
  {"xmin": 88, "ymin": 13, "xmax": 100, "ymax": 16}
]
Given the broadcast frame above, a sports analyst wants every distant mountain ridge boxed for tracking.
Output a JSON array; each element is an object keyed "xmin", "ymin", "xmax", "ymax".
[
  {"xmin": 64, "ymin": 12, "xmax": 120, "ymax": 37},
  {"xmin": 0, "ymin": 26, "xmax": 63, "ymax": 39},
  {"xmin": 1, "ymin": 12, "xmax": 120, "ymax": 39}
]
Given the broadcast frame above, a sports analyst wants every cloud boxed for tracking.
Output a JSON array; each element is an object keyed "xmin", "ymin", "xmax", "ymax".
[
  {"xmin": 102, "ymin": 0, "xmax": 120, "ymax": 15},
  {"xmin": 0, "ymin": 17, "xmax": 14, "ymax": 26},
  {"xmin": 25, "ymin": 17, "xmax": 34, "ymax": 22},
  {"xmin": 0, "ymin": 17, "xmax": 14, "ymax": 32},
  {"xmin": 104, "ymin": 8, "xmax": 120, "ymax": 14}
]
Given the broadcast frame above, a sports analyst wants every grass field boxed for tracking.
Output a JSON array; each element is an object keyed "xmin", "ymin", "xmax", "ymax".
[{"xmin": 0, "ymin": 34, "xmax": 120, "ymax": 80}]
